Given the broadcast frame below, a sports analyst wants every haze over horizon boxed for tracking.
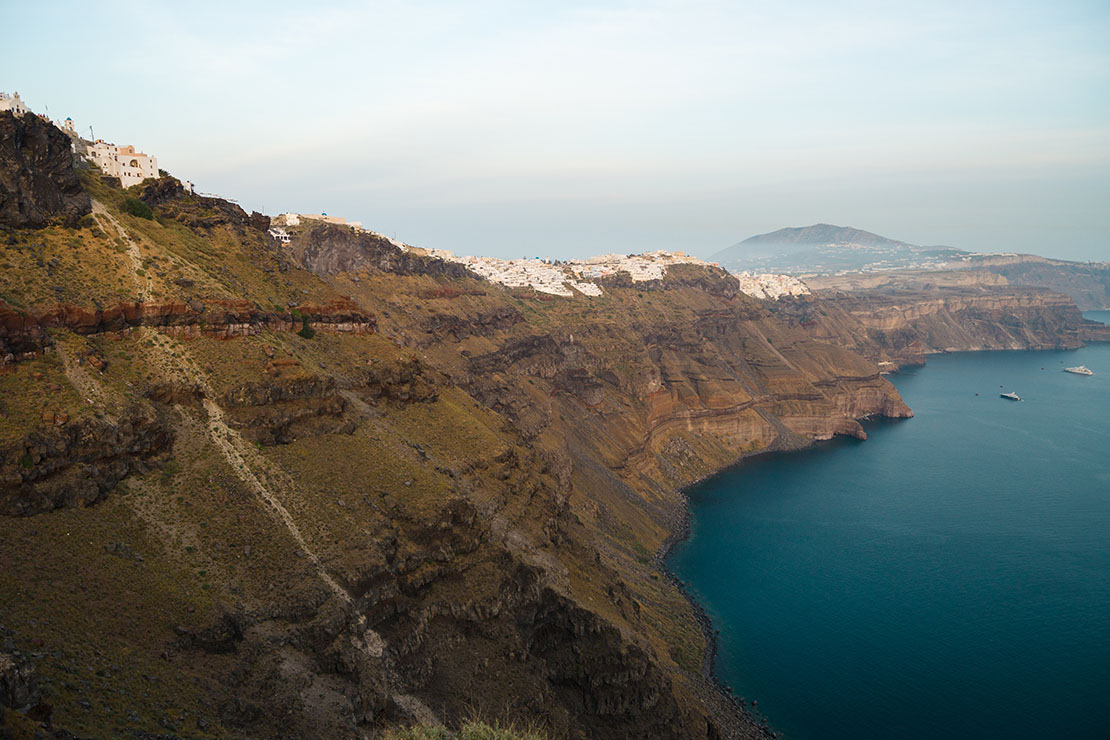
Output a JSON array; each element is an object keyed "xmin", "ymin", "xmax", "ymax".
[{"xmin": 4, "ymin": 0, "xmax": 1108, "ymax": 262}]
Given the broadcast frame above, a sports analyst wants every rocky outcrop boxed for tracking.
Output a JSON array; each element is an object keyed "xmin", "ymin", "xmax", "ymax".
[
  {"xmin": 0, "ymin": 111, "xmax": 90, "ymax": 228},
  {"xmin": 138, "ymin": 176, "xmax": 270, "ymax": 232},
  {"xmin": 290, "ymin": 221, "xmax": 476, "ymax": 278},
  {"xmin": 220, "ymin": 356, "xmax": 439, "ymax": 445},
  {"xmin": 0, "ymin": 648, "xmax": 40, "ymax": 711},
  {"xmin": 0, "ymin": 404, "xmax": 173, "ymax": 516},
  {"xmin": 422, "ymin": 305, "xmax": 522, "ymax": 341}
]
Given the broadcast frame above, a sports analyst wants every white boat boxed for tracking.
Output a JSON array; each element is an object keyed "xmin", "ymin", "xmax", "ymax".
[
  {"xmin": 1064, "ymin": 365, "xmax": 1094, "ymax": 376},
  {"xmin": 1000, "ymin": 391, "xmax": 1022, "ymax": 401}
]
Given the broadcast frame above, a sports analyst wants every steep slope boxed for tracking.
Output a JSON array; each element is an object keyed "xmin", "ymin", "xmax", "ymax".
[{"xmin": 1, "ymin": 166, "xmax": 915, "ymax": 739}]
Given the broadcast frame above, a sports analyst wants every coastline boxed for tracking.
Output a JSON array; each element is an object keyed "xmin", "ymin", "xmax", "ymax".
[
  {"xmin": 656, "ymin": 342, "xmax": 1110, "ymax": 740},
  {"xmin": 655, "ymin": 433, "xmax": 816, "ymax": 739}
]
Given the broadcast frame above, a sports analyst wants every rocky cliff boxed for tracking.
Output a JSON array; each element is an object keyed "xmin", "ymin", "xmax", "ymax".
[
  {"xmin": 0, "ymin": 111, "xmax": 90, "ymax": 228},
  {"xmin": 2, "ymin": 167, "xmax": 915, "ymax": 739},
  {"xmin": 778, "ymin": 276, "xmax": 1086, "ymax": 368},
  {"xmin": 966, "ymin": 255, "xmax": 1110, "ymax": 311},
  {"xmin": 808, "ymin": 256, "xmax": 1110, "ymax": 311}
]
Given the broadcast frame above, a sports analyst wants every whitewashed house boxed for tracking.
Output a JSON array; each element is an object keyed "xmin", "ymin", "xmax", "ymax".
[{"xmin": 87, "ymin": 140, "xmax": 159, "ymax": 187}]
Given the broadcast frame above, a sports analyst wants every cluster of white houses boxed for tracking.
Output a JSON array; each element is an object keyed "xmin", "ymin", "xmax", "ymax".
[
  {"xmin": 5, "ymin": 91, "xmax": 815, "ymax": 302},
  {"xmin": 395, "ymin": 248, "xmax": 723, "ymax": 298},
  {"xmin": 3, "ymin": 90, "xmax": 168, "ymax": 189},
  {"xmin": 734, "ymin": 271, "xmax": 811, "ymax": 299},
  {"xmin": 86, "ymin": 140, "xmax": 160, "ymax": 188},
  {"xmin": 274, "ymin": 206, "xmax": 809, "ymax": 301}
]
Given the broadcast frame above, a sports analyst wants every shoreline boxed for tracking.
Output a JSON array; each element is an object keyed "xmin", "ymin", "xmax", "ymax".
[{"xmin": 655, "ymin": 433, "xmax": 815, "ymax": 739}]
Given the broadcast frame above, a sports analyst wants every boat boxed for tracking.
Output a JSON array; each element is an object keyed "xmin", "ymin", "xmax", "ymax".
[
  {"xmin": 1000, "ymin": 392, "xmax": 1022, "ymax": 401},
  {"xmin": 1064, "ymin": 365, "xmax": 1094, "ymax": 376}
]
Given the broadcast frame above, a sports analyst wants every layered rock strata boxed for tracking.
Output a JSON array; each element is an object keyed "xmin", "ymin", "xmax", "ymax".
[
  {"xmin": 0, "ymin": 298, "xmax": 374, "ymax": 366},
  {"xmin": 775, "ymin": 284, "xmax": 1085, "ymax": 369}
]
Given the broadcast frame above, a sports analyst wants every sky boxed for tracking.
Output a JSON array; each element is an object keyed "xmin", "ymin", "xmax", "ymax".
[{"xmin": 4, "ymin": 0, "xmax": 1109, "ymax": 261}]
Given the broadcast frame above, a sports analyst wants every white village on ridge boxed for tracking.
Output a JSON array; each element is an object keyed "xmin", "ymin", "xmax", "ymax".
[{"xmin": 5, "ymin": 88, "xmax": 811, "ymax": 302}]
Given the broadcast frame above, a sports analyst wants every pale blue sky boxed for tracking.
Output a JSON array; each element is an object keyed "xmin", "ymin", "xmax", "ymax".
[{"xmin": 4, "ymin": 0, "xmax": 1108, "ymax": 260}]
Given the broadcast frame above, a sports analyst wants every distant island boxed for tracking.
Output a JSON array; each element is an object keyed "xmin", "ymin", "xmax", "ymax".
[
  {"xmin": 712, "ymin": 223, "xmax": 969, "ymax": 275},
  {"xmin": 712, "ymin": 223, "xmax": 1110, "ymax": 310}
]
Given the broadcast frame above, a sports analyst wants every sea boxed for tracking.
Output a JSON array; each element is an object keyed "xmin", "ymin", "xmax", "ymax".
[{"xmin": 667, "ymin": 311, "xmax": 1110, "ymax": 740}]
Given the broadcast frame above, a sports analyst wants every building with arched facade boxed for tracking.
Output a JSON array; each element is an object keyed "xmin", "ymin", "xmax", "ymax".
[{"xmin": 87, "ymin": 140, "xmax": 159, "ymax": 188}]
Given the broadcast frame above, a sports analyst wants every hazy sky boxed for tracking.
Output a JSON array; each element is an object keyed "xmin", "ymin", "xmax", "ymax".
[{"xmin": 5, "ymin": 0, "xmax": 1109, "ymax": 261}]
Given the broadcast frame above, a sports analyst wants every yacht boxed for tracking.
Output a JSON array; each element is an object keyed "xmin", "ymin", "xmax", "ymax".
[
  {"xmin": 1064, "ymin": 365, "xmax": 1094, "ymax": 376},
  {"xmin": 1000, "ymin": 391, "xmax": 1022, "ymax": 401}
]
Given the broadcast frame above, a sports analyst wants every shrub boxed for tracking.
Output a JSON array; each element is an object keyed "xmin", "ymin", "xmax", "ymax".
[
  {"xmin": 122, "ymin": 198, "xmax": 153, "ymax": 220},
  {"xmin": 297, "ymin": 316, "xmax": 316, "ymax": 339}
]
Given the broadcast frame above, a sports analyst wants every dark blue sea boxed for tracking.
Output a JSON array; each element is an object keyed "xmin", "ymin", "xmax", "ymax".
[{"xmin": 668, "ymin": 311, "xmax": 1110, "ymax": 740}]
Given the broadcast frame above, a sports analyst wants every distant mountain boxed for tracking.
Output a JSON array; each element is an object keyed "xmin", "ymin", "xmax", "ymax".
[
  {"xmin": 732, "ymin": 224, "xmax": 909, "ymax": 254},
  {"xmin": 712, "ymin": 223, "xmax": 969, "ymax": 275}
]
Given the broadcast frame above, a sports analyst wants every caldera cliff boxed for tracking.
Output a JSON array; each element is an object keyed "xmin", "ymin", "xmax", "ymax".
[
  {"xmin": 0, "ymin": 154, "xmax": 916, "ymax": 739},
  {"xmin": 780, "ymin": 270, "xmax": 1087, "ymax": 369}
]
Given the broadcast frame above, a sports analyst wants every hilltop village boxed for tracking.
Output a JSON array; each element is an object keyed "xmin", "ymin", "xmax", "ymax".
[
  {"xmin": 272, "ymin": 211, "xmax": 812, "ymax": 299},
  {"xmin": 1, "ymin": 91, "xmax": 192, "ymax": 192},
  {"xmin": 4, "ymin": 89, "xmax": 809, "ymax": 300}
]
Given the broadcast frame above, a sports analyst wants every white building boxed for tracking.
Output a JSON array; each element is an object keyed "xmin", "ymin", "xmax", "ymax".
[
  {"xmin": 452, "ymin": 250, "xmax": 714, "ymax": 297},
  {"xmin": 87, "ymin": 140, "xmax": 159, "ymax": 188},
  {"xmin": 734, "ymin": 271, "xmax": 811, "ymax": 300},
  {"xmin": 0, "ymin": 92, "xmax": 28, "ymax": 116},
  {"xmin": 268, "ymin": 227, "xmax": 291, "ymax": 244}
]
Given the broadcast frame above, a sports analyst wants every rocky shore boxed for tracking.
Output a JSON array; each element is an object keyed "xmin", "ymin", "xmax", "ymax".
[{"xmin": 654, "ymin": 430, "xmax": 823, "ymax": 740}]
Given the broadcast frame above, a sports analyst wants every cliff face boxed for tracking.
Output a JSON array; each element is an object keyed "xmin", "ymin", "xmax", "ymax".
[
  {"xmin": 978, "ymin": 258, "xmax": 1110, "ymax": 311},
  {"xmin": 0, "ymin": 172, "xmax": 917, "ymax": 740},
  {"xmin": 808, "ymin": 257, "xmax": 1110, "ymax": 311},
  {"xmin": 775, "ymin": 282, "xmax": 1085, "ymax": 368},
  {"xmin": 0, "ymin": 111, "xmax": 90, "ymax": 228},
  {"xmin": 290, "ymin": 221, "xmax": 476, "ymax": 278}
]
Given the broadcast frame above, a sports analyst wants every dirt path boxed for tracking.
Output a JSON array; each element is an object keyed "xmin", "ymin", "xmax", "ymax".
[
  {"xmin": 92, "ymin": 199, "xmax": 149, "ymax": 301},
  {"xmin": 54, "ymin": 342, "xmax": 109, "ymax": 410},
  {"xmin": 200, "ymin": 397, "xmax": 351, "ymax": 601},
  {"xmin": 62, "ymin": 210, "xmax": 427, "ymax": 713}
]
